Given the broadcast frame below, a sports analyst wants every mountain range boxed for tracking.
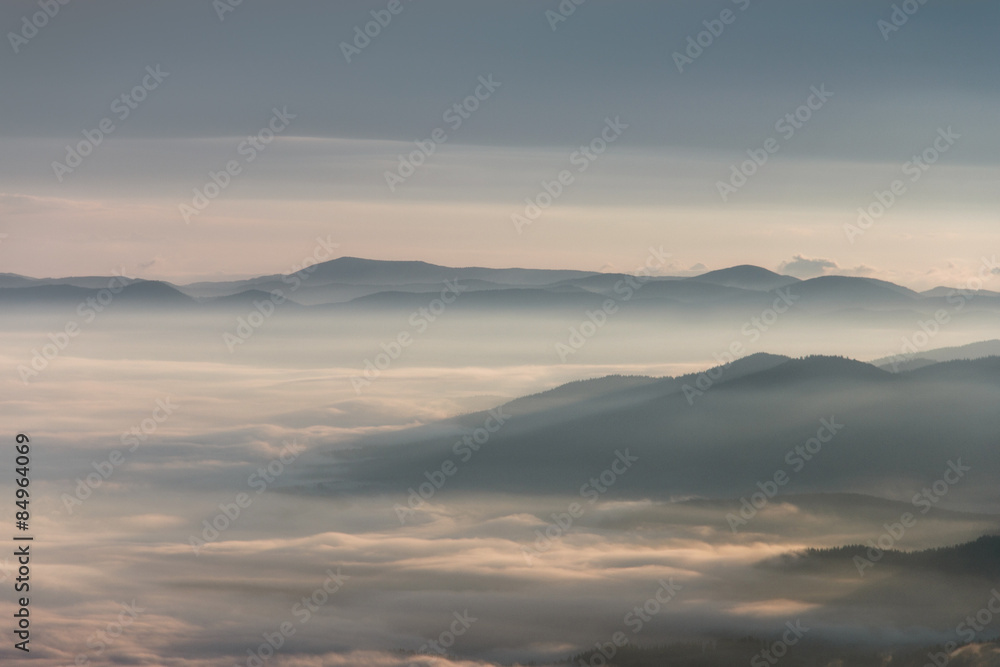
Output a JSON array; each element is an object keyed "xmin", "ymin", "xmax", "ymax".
[
  {"xmin": 4, "ymin": 258, "xmax": 1000, "ymax": 315},
  {"xmin": 325, "ymin": 352, "xmax": 1000, "ymax": 505}
]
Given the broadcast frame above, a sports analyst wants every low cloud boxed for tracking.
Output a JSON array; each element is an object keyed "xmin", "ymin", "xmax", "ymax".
[
  {"xmin": 779, "ymin": 255, "xmax": 875, "ymax": 279},
  {"xmin": 778, "ymin": 255, "xmax": 839, "ymax": 279}
]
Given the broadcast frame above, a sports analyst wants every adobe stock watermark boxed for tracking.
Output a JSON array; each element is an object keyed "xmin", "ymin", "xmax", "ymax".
[
  {"xmin": 717, "ymin": 85, "xmax": 833, "ymax": 202},
  {"xmin": 622, "ymin": 578, "xmax": 683, "ymax": 635},
  {"xmin": 237, "ymin": 568, "xmax": 349, "ymax": 667},
  {"xmin": 854, "ymin": 459, "xmax": 971, "ymax": 576},
  {"xmin": 384, "ymin": 74, "xmax": 501, "ymax": 192},
  {"xmin": 179, "ymin": 106, "xmax": 296, "ymax": 224},
  {"xmin": 415, "ymin": 610, "xmax": 478, "ymax": 657},
  {"xmin": 69, "ymin": 600, "xmax": 145, "ymax": 667},
  {"xmin": 61, "ymin": 397, "xmax": 178, "ymax": 514},
  {"xmin": 682, "ymin": 287, "xmax": 799, "ymax": 405},
  {"xmin": 544, "ymin": 0, "xmax": 588, "ymax": 31},
  {"xmin": 844, "ymin": 126, "xmax": 959, "ymax": 244},
  {"xmin": 881, "ymin": 255, "xmax": 998, "ymax": 371},
  {"xmin": 727, "ymin": 417, "xmax": 844, "ymax": 532},
  {"xmin": 512, "ymin": 116, "xmax": 629, "ymax": 234},
  {"xmin": 672, "ymin": 0, "xmax": 755, "ymax": 74},
  {"xmin": 17, "ymin": 268, "xmax": 134, "ymax": 384},
  {"xmin": 351, "ymin": 279, "xmax": 467, "ymax": 394},
  {"xmin": 223, "ymin": 236, "xmax": 340, "ymax": 352},
  {"xmin": 579, "ymin": 578, "xmax": 683, "ymax": 667},
  {"xmin": 555, "ymin": 246, "xmax": 671, "ymax": 362},
  {"xmin": 223, "ymin": 290, "xmax": 286, "ymax": 352},
  {"xmin": 52, "ymin": 65, "xmax": 169, "ymax": 182},
  {"xmin": 750, "ymin": 620, "xmax": 810, "ymax": 667},
  {"xmin": 189, "ymin": 440, "xmax": 303, "ymax": 554},
  {"xmin": 7, "ymin": 0, "xmax": 72, "ymax": 54},
  {"xmin": 878, "ymin": 0, "xmax": 932, "ymax": 41},
  {"xmin": 521, "ymin": 449, "xmax": 638, "ymax": 565},
  {"xmin": 213, "ymin": 0, "xmax": 245, "ymax": 22},
  {"xmin": 340, "ymin": 0, "xmax": 415, "ymax": 63},
  {"xmin": 394, "ymin": 407, "xmax": 511, "ymax": 524},
  {"xmin": 926, "ymin": 587, "xmax": 1000, "ymax": 667}
]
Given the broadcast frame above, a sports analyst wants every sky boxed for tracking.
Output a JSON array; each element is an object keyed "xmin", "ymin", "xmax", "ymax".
[{"xmin": 1, "ymin": 0, "xmax": 998, "ymax": 289}]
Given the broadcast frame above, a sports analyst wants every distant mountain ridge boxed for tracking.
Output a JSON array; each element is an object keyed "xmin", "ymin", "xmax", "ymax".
[
  {"xmin": 776, "ymin": 534, "xmax": 1000, "ymax": 578},
  {"xmin": 332, "ymin": 351, "xmax": 1000, "ymax": 502},
  {"xmin": 4, "ymin": 258, "xmax": 1000, "ymax": 315},
  {"xmin": 872, "ymin": 340, "xmax": 1000, "ymax": 370},
  {"xmin": 0, "ymin": 280, "xmax": 194, "ymax": 306},
  {"xmin": 685, "ymin": 264, "xmax": 799, "ymax": 291}
]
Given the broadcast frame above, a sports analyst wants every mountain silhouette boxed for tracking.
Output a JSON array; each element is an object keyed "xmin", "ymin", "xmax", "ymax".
[
  {"xmin": 331, "ymin": 353, "xmax": 1000, "ymax": 502},
  {"xmin": 690, "ymin": 264, "xmax": 799, "ymax": 291}
]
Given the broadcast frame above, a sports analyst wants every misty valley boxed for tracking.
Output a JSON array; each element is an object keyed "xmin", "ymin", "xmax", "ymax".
[{"xmin": 3, "ymin": 257, "xmax": 1000, "ymax": 666}]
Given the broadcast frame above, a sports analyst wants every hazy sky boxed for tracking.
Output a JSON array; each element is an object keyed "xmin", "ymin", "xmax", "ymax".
[{"xmin": 1, "ymin": 0, "xmax": 998, "ymax": 288}]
